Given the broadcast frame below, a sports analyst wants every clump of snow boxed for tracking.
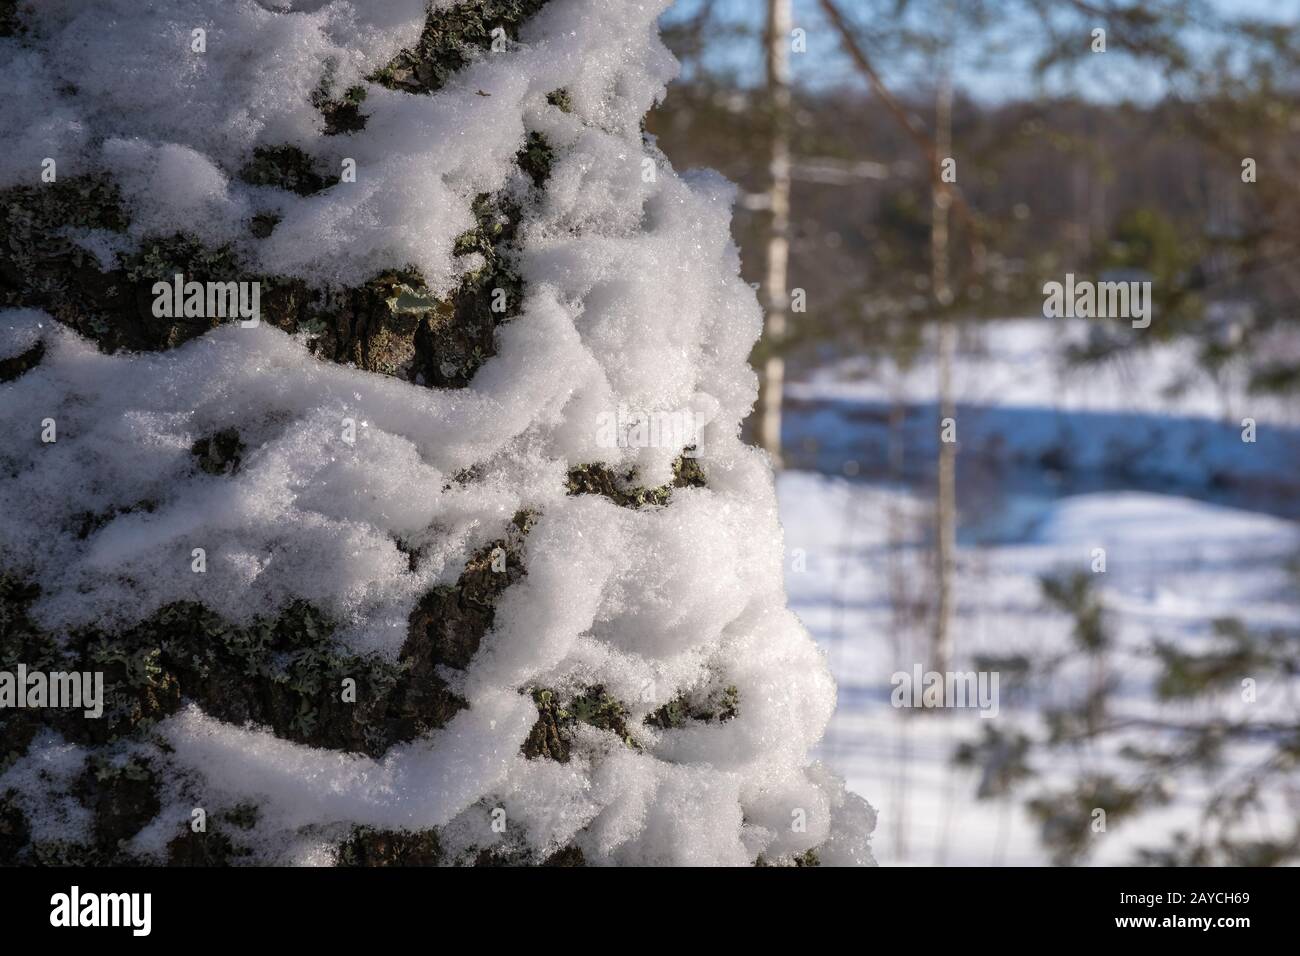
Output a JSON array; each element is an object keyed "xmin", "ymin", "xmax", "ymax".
[
  {"xmin": 0, "ymin": 308, "xmax": 46, "ymax": 360},
  {"xmin": 101, "ymin": 139, "xmax": 252, "ymax": 245},
  {"xmin": 1, "ymin": 0, "xmax": 873, "ymax": 865},
  {"xmin": 0, "ymin": 731, "xmax": 93, "ymax": 847}
]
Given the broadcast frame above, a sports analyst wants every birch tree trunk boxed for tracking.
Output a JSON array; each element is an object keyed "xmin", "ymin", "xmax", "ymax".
[
  {"xmin": 758, "ymin": 0, "xmax": 792, "ymax": 465},
  {"xmin": 932, "ymin": 63, "xmax": 956, "ymax": 676}
]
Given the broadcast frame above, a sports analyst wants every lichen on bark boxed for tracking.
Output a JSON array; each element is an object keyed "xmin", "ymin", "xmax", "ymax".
[
  {"xmin": 370, "ymin": 0, "xmax": 552, "ymax": 96},
  {"xmin": 521, "ymin": 685, "xmax": 639, "ymax": 762},
  {"xmin": 645, "ymin": 683, "xmax": 740, "ymax": 730},
  {"xmin": 565, "ymin": 453, "xmax": 708, "ymax": 508},
  {"xmin": 0, "ymin": 504, "xmax": 536, "ymax": 862}
]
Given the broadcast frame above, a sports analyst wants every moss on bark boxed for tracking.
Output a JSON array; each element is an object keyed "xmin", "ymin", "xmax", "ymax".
[
  {"xmin": 370, "ymin": 0, "xmax": 551, "ymax": 96},
  {"xmin": 645, "ymin": 683, "xmax": 739, "ymax": 730}
]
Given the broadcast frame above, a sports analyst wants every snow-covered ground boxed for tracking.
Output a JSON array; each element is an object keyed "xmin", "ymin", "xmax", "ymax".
[
  {"xmin": 779, "ymin": 472, "xmax": 1300, "ymax": 865},
  {"xmin": 784, "ymin": 319, "xmax": 1300, "ymax": 512},
  {"xmin": 791, "ymin": 318, "xmax": 1300, "ymax": 426},
  {"xmin": 778, "ymin": 318, "xmax": 1300, "ymax": 865}
]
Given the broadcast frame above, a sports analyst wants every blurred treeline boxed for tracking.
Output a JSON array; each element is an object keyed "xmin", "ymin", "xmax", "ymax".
[{"xmin": 647, "ymin": 0, "xmax": 1300, "ymax": 388}]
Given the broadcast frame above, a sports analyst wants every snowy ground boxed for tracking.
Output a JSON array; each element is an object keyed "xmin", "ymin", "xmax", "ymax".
[
  {"xmin": 784, "ymin": 319, "xmax": 1300, "ymax": 517},
  {"xmin": 790, "ymin": 317, "xmax": 1300, "ymax": 427},
  {"xmin": 780, "ymin": 472, "xmax": 1300, "ymax": 866},
  {"xmin": 778, "ymin": 318, "xmax": 1300, "ymax": 866}
]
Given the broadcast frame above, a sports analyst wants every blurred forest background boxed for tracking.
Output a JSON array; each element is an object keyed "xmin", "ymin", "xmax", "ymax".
[{"xmin": 648, "ymin": 0, "xmax": 1300, "ymax": 866}]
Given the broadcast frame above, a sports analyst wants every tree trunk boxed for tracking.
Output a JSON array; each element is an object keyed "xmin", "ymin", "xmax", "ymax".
[
  {"xmin": 758, "ymin": 0, "xmax": 793, "ymax": 465},
  {"xmin": 0, "ymin": 0, "xmax": 875, "ymax": 867},
  {"xmin": 932, "ymin": 63, "xmax": 956, "ymax": 676}
]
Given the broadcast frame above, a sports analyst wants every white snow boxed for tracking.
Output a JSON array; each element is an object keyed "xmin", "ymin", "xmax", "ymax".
[{"xmin": 792, "ymin": 317, "xmax": 1300, "ymax": 427}]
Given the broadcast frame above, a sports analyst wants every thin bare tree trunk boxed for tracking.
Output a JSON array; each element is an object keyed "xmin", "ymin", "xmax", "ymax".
[
  {"xmin": 932, "ymin": 63, "xmax": 956, "ymax": 676},
  {"xmin": 758, "ymin": 0, "xmax": 792, "ymax": 464},
  {"xmin": 818, "ymin": 0, "xmax": 974, "ymax": 674}
]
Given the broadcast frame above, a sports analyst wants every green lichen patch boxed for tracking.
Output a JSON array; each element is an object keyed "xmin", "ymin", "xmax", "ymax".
[
  {"xmin": 1, "ymin": 176, "xmax": 129, "ymax": 236},
  {"xmin": 565, "ymin": 453, "xmax": 708, "ymax": 509},
  {"xmin": 312, "ymin": 65, "xmax": 369, "ymax": 136},
  {"xmin": 282, "ymin": 200, "xmax": 524, "ymax": 388},
  {"xmin": 222, "ymin": 802, "xmax": 259, "ymax": 830},
  {"xmin": 521, "ymin": 685, "xmax": 639, "ymax": 762},
  {"xmin": 645, "ymin": 683, "xmax": 739, "ymax": 730},
  {"xmin": 0, "ymin": 339, "xmax": 43, "ymax": 383},
  {"xmin": 569, "ymin": 686, "xmax": 635, "ymax": 740},
  {"xmin": 0, "ymin": 177, "xmax": 134, "ymax": 345},
  {"xmin": 163, "ymin": 803, "xmax": 258, "ymax": 865},
  {"xmin": 138, "ymin": 601, "xmax": 426, "ymax": 757},
  {"xmin": 282, "ymin": 267, "xmax": 426, "ymax": 380},
  {"xmin": 463, "ymin": 835, "xmax": 584, "ymax": 867},
  {"xmin": 673, "ymin": 451, "xmax": 707, "ymax": 488},
  {"xmin": 546, "ymin": 88, "xmax": 574, "ymax": 113},
  {"xmin": 0, "ymin": 507, "xmax": 539, "ymax": 848},
  {"xmin": 755, "ymin": 847, "xmax": 821, "ymax": 867},
  {"xmin": 370, "ymin": 0, "xmax": 551, "ymax": 96},
  {"xmin": 3, "ymin": 753, "xmax": 167, "ymax": 865},
  {"xmin": 0, "ymin": 596, "xmax": 437, "ymax": 759},
  {"xmin": 239, "ymin": 145, "xmax": 332, "ymax": 196},
  {"xmin": 76, "ymin": 233, "xmax": 251, "ymax": 352},
  {"xmin": 191, "ymin": 427, "xmax": 245, "ymax": 476},
  {"xmin": 521, "ymin": 688, "xmax": 571, "ymax": 762},
  {"xmin": 517, "ymin": 131, "xmax": 554, "ymax": 188}
]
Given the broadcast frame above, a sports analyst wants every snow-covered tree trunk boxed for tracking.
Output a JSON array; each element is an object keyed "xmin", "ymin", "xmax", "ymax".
[{"xmin": 0, "ymin": 0, "xmax": 874, "ymax": 866}]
